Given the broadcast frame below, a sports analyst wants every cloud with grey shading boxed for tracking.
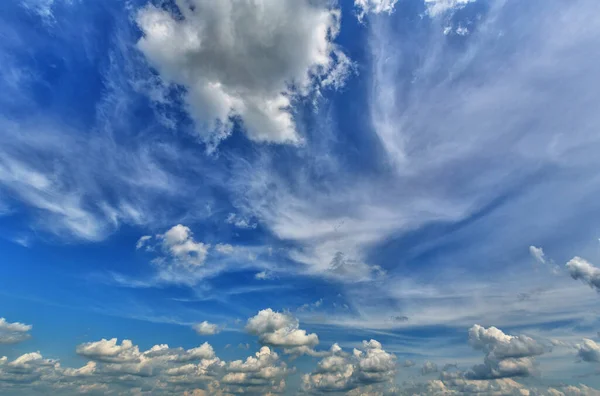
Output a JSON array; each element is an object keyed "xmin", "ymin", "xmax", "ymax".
[{"xmin": 0, "ymin": 318, "xmax": 32, "ymax": 345}]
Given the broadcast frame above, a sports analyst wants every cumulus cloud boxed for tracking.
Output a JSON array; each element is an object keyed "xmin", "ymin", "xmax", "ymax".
[
  {"xmin": 0, "ymin": 317, "xmax": 32, "ymax": 345},
  {"xmin": 465, "ymin": 325, "xmax": 545, "ymax": 380},
  {"xmin": 468, "ymin": 325, "xmax": 545, "ymax": 360},
  {"xmin": 301, "ymin": 339, "xmax": 396, "ymax": 393},
  {"xmin": 134, "ymin": 224, "xmax": 211, "ymax": 284},
  {"xmin": 0, "ymin": 351, "xmax": 60, "ymax": 386},
  {"xmin": 576, "ymin": 339, "xmax": 600, "ymax": 363},
  {"xmin": 193, "ymin": 321, "xmax": 221, "ymax": 336},
  {"xmin": 566, "ymin": 257, "xmax": 600, "ymax": 292},
  {"xmin": 245, "ymin": 309, "xmax": 319, "ymax": 351},
  {"xmin": 221, "ymin": 346, "xmax": 288, "ymax": 394},
  {"xmin": 76, "ymin": 338, "xmax": 142, "ymax": 363},
  {"xmin": 136, "ymin": 0, "xmax": 351, "ymax": 147},
  {"xmin": 3, "ymin": 314, "xmax": 600, "ymax": 394},
  {"xmin": 421, "ymin": 361, "xmax": 438, "ymax": 375}
]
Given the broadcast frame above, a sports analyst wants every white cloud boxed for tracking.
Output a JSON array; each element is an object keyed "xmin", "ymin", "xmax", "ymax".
[
  {"xmin": 529, "ymin": 246, "xmax": 546, "ymax": 264},
  {"xmin": 138, "ymin": 224, "xmax": 210, "ymax": 280},
  {"xmin": 301, "ymin": 339, "xmax": 396, "ymax": 393},
  {"xmin": 0, "ymin": 317, "xmax": 32, "ymax": 345},
  {"xmin": 246, "ymin": 309, "xmax": 319, "ymax": 351},
  {"xmin": 76, "ymin": 338, "xmax": 141, "ymax": 363},
  {"xmin": 136, "ymin": 235, "xmax": 152, "ymax": 250},
  {"xmin": 214, "ymin": 243, "xmax": 234, "ymax": 255},
  {"xmin": 566, "ymin": 256, "xmax": 600, "ymax": 292},
  {"xmin": 255, "ymin": 271, "xmax": 274, "ymax": 281},
  {"xmin": 221, "ymin": 346, "xmax": 288, "ymax": 394},
  {"xmin": 136, "ymin": 0, "xmax": 350, "ymax": 147},
  {"xmin": 468, "ymin": 325, "xmax": 545, "ymax": 360},
  {"xmin": 465, "ymin": 325, "xmax": 544, "ymax": 380},
  {"xmin": 424, "ymin": 0, "xmax": 477, "ymax": 17},
  {"xmin": 576, "ymin": 338, "xmax": 600, "ymax": 363},
  {"xmin": 354, "ymin": 0, "xmax": 398, "ymax": 21},
  {"xmin": 225, "ymin": 213, "xmax": 257, "ymax": 230},
  {"xmin": 193, "ymin": 321, "xmax": 221, "ymax": 336}
]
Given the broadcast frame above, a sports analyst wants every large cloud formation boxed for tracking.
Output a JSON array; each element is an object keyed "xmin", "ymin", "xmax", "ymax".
[
  {"xmin": 136, "ymin": 0, "xmax": 351, "ymax": 147},
  {"xmin": 465, "ymin": 325, "xmax": 545, "ymax": 380},
  {"xmin": 301, "ymin": 339, "xmax": 396, "ymax": 393},
  {"xmin": 2, "ymin": 313, "xmax": 600, "ymax": 395}
]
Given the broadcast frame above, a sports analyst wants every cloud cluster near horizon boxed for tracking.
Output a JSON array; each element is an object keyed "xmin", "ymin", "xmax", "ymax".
[{"xmin": 1, "ymin": 310, "xmax": 599, "ymax": 395}]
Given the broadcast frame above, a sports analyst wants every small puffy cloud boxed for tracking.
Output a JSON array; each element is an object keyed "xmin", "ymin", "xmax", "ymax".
[
  {"xmin": 226, "ymin": 213, "xmax": 257, "ymax": 230},
  {"xmin": 136, "ymin": 235, "xmax": 152, "ymax": 250},
  {"xmin": 466, "ymin": 325, "xmax": 544, "ymax": 380},
  {"xmin": 255, "ymin": 271, "xmax": 276, "ymax": 281},
  {"xmin": 0, "ymin": 317, "xmax": 32, "ymax": 345},
  {"xmin": 193, "ymin": 321, "xmax": 221, "ymax": 336},
  {"xmin": 160, "ymin": 224, "xmax": 209, "ymax": 267},
  {"xmin": 136, "ymin": 0, "xmax": 350, "ymax": 147},
  {"xmin": 135, "ymin": 224, "xmax": 213, "ymax": 284},
  {"xmin": 354, "ymin": 0, "xmax": 398, "ymax": 21},
  {"xmin": 76, "ymin": 338, "xmax": 141, "ymax": 363},
  {"xmin": 302, "ymin": 339, "xmax": 396, "ymax": 393},
  {"xmin": 424, "ymin": 0, "xmax": 476, "ymax": 17},
  {"xmin": 403, "ymin": 359, "xmax": 416, "ymax": 367},
  {"xmin": 422, "ymin": 361, "xmax": 438, "ymax": 375},
  {"xmin": 566, "ymin": 256, "xmax": 600, "ymax": 292},
  {"xmin": 298, "ymin": 299, "xmax": 324, "ymax": 312},
  {"xmin": 576, "ymin": 339, "xmax": 600, "ymax": 363},
  {"xmin": 246, "ymin": 309, "xmax": 319, "ymax": 351}
]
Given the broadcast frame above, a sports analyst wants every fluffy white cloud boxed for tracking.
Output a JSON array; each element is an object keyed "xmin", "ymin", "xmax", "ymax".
[
  {"xmin": 0, "ymin": 351, "xmax": 61, "ymax": 386},
  {"xmin": 465, "ymin": 325, "xmax": 544, "ymax": 380},
  {"xmin": 193, "ymin": 321, "xmax": 221, "ymax": 336},
  {"xmin": 221, "ymin": 346, "xmax": 288, "ymax": 394},
  {"xmin": 301, "ymin": 339, "xmax": 396, "ymax": 393},
  {"xmin": 76, "ymin": 338, "xmax": 142, "ymax": 363},
  {"xmin": 0, "ymin": 317, "xmax": 32, "ymax": 345},
  {"xmin": 354, "ymin": 0, "xmax": 398, "ymax": 21},
  {"xmin": 135, "ymin": 224, "xmax": 212, "ymax": 284},
  {"xmin": 566, "ymin": 257, "xmax": 600, "ymax": 292},
  {"xmin": 468, "ymin": 325, "xmax": 545, "ymax": 360},
  {"xmin": 160, "ymin": 224, "xmax": 209, "ymax": 267},
  {"xmin": 136, "ymin": 0, "xmax": 351, "ymax": 147},
  {"xmin": 576, "ymin": 338, "xmax": 600, "ymax": 363},
  {"xmin": 246, "ymin": 309, "xmax": 319, "ymax": 350}
]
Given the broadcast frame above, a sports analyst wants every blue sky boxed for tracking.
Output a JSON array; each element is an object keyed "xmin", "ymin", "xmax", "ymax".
[{"xmin": 2, "ymin": 0, "xmax": 600, "ymax": 394}]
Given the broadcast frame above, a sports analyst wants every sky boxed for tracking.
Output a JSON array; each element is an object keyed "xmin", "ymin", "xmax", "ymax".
[{"xmin": 1, "ymin": 0, "xmax": 600, "ymax": 394}]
